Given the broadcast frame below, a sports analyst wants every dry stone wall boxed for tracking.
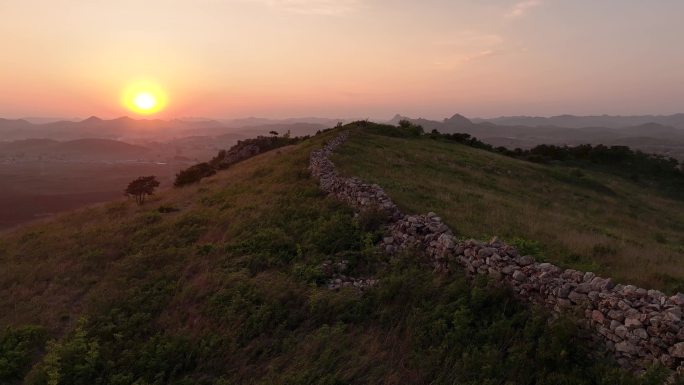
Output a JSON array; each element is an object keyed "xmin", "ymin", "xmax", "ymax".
[{"xmin": 309, "ymin": 132, "xmax": 684, "ymax": 372}]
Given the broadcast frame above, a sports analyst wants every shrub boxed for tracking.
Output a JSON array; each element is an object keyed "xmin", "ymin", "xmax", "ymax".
[
  {"xmin": 0, "ymin": 326, "xmax": 47, "ymax": 383},
  {"xmin": 174, "ymin": 163, "xmax": 216, "ymax": 187}
]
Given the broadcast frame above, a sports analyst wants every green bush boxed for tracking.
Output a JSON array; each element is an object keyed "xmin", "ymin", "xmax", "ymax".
[
  {"xmin": 174, "ymin": 163, "xmax": 216, "ymax": 187},
  {"xmin": 0, "ymin": 326, "xmax": 47, "ymax": 383}
]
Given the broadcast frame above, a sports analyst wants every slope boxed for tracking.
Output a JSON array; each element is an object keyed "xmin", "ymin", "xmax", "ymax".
[
  {"xmin": 333, "ymin": 125, "xmax": 684, "ymax": 291},
  {"xmin": 0, "ymin": 127, "xmax": 664, "ymax": 384}
]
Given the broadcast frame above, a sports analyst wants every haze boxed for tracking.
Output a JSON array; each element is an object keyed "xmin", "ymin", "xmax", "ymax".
[{"xmin": 2, "ymin": 0, "xmax": 683, "ymax": 120}]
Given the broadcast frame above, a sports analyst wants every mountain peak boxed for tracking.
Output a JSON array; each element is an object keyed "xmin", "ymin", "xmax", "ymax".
[
  {"xmin": 81, "ymin": 115, "xmax": 103, "ymax": 123},
  {"xmin": 444, "ymin": 113, "xmax": 473, "ymax": 126}
]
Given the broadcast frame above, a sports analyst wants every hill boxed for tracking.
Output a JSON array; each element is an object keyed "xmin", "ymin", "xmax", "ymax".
[
  {"xmin": 0, "ymin": 124, "xmax": 679, "ymax": 384},
  {"xmin": 333, "ymin": 125, "xmax": 684, "ymax": 290},
  {"xmin": 392, "ymin": 114, "xmax": 684, "ymax": 160},
  {"xmin": 473, "ymin": 114, "xmax": 684, "ymax": 130}
]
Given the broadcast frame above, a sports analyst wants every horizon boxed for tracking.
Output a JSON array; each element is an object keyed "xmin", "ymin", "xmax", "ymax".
[
  {"xmin": 7, "ymin": 110, "xmax": 684, "ymax": 126},
  {"xmin": 2, "ymin": 1, "xmax": 683, "ymax": 119}
]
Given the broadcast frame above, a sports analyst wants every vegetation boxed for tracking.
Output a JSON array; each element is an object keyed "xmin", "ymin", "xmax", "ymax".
[
  {"xmin": 428, "ymin": 130, "xmax": 684, "ymax": 200},
  {"xmin": 175, "ymin": 135, "xmax": 304, "ymax": 187},
  {"xmin": 0, "ymin": 127, "xmax": 665, "ymax": 383},
  {"xmin": 174, "ymin": 163, "xmax": 216, "ymax": 187},
  {"xmin": 125, "ymin": 176, "xmax": 161, "ymax": 205},
  {"xmin": 334, "ymin": 123, "xmax": 684, "ymax": 290}
]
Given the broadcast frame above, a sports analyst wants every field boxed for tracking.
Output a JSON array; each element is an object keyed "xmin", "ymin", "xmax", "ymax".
[
  {"xmin": 333, "ymin": 127, "xmax": 684, "ymax": 291},
  {"xmin": 0, "ymin": 160, "xmax": 188, "ymax": 230}
]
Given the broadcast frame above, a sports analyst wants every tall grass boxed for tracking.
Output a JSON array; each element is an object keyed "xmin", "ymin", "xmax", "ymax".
[{"xmin": 334, "ymin": 128, "xmax": 684, "ymax": 290}]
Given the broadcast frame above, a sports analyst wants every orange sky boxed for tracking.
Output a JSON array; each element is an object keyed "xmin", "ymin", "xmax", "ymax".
[{"xmin": 1, "ymin": 0, "xmax": 683, "ymax": 119}]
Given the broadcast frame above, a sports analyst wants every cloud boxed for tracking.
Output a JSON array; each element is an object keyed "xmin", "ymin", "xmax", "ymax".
[
  {"xmin": 505, "ymin": 0, "xmax": 543, "ymax": 18},
  {"xmin": 245, "ymin": 0, "xmax": 364, "ymax": 15}
]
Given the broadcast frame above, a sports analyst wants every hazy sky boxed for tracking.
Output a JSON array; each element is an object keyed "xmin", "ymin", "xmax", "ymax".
[{"xmin": 1, "ymin": 0, "xmax": 683, "ymax": 119}]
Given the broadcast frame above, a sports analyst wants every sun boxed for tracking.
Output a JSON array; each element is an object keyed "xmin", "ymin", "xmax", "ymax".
[{"xmin": 122, "ymin": 82, "xmax": 167, "ymax": 115}]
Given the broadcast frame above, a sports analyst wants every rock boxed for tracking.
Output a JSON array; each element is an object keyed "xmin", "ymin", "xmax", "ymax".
[
  {"xmin": 512, "ymin": 270, "xmax": 527, "ymax": 282},
  {"xmin": 633, "ymin": 328, "xmax": 648, "ymax": 340},
  {"xmin": 615, "ymin": 325, "xmax": 628, "ymax": 338},
  {"xmin": 670, "ymin": 293, "xmax": 684, "ymax": 306},
  {"xmin": 383, "ymin": 236, "xmax": 394, "ymax": 244},
  {"xmin": 615, "ymin": 341, "xmax": 637, "ymax": 355},
  {"xmin": 516, "ymin": 255, "xmax": 534, "ymax": 266},
  {"xmin": 591, "ymin": 310, "xmax": 605, "ymax": 324},
  {"xmin": 478, "ymin": 247, "xmax": 496, "ymax": 258},
  {"xmin": 669, "ymin": 342, "xmax": 684, "ymax": 358},
  {"xmin": 575, "ymin": 283, "xmax": 592, "ymax": 294},
  {"xmin": 625, "ymin": 317, "xmax": 643, "ymax": 329},
  {"xmin": 607, "ymin": 310, "xmax": 625, "ymax": 322},
  {"xmin": 558, "ymin": 284, "xmax": 572, "ymax": 299},
  {"xmin": 568, "ymin": 291, "xmax": 587, "ymax": 304}
]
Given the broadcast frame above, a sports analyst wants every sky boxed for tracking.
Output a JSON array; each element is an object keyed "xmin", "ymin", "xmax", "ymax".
[{"xmin": 1, "ymin": 0, "xmax": 683, "ymax": 120}]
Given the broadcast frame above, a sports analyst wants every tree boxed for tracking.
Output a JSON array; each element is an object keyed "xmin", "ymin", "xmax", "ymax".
[
  {"xmin": 269, "ymin": 130, "xmax": 279, "ymax": 136},
  {"xmin": 125, "ymin": 176, "xmax": 160, "ymax": 205}
]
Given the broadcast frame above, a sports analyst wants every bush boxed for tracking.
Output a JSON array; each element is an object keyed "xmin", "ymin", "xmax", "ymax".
[
  {"xmin": 174, "ymin": 163, "xmax": 216, "ymax": 187},
  {"xmin": 0, "ymin": 326, "xmax": 47, "ymax": 383}
]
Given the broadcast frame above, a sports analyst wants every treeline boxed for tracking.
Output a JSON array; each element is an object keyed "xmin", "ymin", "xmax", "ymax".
[{"xmin": 174, "ymin": 133, "xmax": 305, "ymax": 187}]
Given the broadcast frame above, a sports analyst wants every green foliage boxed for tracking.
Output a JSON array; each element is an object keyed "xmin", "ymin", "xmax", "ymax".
[
  {"xmin": 0, "ymin": 326, "xmax": 47, "ymax": 383},
  {"xmin": 125, "ymin": 176, "xmax": 161, "ymax": 205},
  {"xmin": 174, "ymin": 163, "xmax": 216, "ymax": 187},
  {"xmin": 509, "ymin": 237, "xmax": 544, "ymax": 257}
]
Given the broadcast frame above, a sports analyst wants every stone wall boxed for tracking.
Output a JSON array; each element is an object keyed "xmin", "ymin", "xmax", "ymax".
[{"xmin": 309, "ymin": 132, "xmax": 684, "ymax": 372}]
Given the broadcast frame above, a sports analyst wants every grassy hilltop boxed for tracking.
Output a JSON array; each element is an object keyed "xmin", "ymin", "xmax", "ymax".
[
  {"xmin": 0, "ymin": 124, "xmax": 678, "ymax": 384},
  {"xmin": 334, "ymin": 125, "xmax": 684, "ymax": 290}
]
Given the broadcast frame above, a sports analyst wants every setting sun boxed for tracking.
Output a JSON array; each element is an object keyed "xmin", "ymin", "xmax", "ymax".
[{"xmin": 122, "ymin": 82, "xmax": 167, "ymax": 115}]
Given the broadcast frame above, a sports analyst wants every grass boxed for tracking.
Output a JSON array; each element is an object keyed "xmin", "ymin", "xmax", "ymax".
[
  {"xmin": 333, "ymin": 127, "xmax": 684, "ymax": 291},
  {"xmin": 0, "ymin": 127, "xmax": 674, "ymax": 384}
]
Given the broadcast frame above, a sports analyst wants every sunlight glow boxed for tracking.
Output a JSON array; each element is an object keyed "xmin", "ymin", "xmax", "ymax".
[{"xmin": 122, "ymin": 82, "xmax": 167, "ymax": 115}]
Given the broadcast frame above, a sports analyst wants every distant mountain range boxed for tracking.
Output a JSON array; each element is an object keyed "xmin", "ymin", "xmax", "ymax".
[
  {"xmin": 0, "ymin": 116, "xmax": 336, "ymax": 142},
  {"xmin": 471, "ymin": 114, "xmax": 684, "ymax": 130}
]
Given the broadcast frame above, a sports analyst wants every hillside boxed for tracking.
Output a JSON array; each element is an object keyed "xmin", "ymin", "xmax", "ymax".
[
  {"xmin": 333, "ymin": 126, "xmax": 684, "ymax": 291},
  {"xmin": 0, "ymin": 125, "xmax": 677, "ymax": 384}
]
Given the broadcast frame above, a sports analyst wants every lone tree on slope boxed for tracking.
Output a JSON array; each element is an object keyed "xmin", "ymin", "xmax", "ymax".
[{"xmin": 125, "ymin": 176, "xmax": 160, "ymax": 205}]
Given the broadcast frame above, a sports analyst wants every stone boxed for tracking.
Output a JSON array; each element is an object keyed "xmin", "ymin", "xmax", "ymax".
[
  {"xmin": 625, "ymin": 317, "xmax": 643, "ymax": 329},
  {"xmin": 614, "ymin": 325, "xmax": 628, "ymax": 338},
  {"xmin": 512, "ymin": 270, "xmax": 527, "ymax": 282},
  {"xmin": 670, "ymin": 293, "xmax": 684, "ymax": 306},
  {"xmin": 575, "ymin": 283, "xmax": 592, "ymax": 294},
  {"xmin": 591, "ymin": 310, "xmax": 605, "ymax": 324},
  {"xmin": 516, "ymin": 255, "xmax": 534, "ymax": 266},
  {"xmin": 568, "ymin": 291, "xmax": 587, "ymax": 304},
  {"xmin": 669, "ymin": 342, "xmax": 684, "ymax": 358},
  {"xmin": 633, "ymin": 328, "xmax": 648, "ymax": 340},
  {"xmin": 607, "ymin": 310, "xmax": 625, "ymax": 322},
  {"xmin": 615, "ymin": 341, "xmax": 637, "ymax": 355},
  {"xmin": 558, "ymin": 284, "xmax": 572, "ymax": 299}
]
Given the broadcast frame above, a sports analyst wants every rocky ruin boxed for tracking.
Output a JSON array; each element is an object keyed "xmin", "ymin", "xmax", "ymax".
[{"xmin": 309, "ymin": 131, "xmax": 684, "ymax": 373}]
